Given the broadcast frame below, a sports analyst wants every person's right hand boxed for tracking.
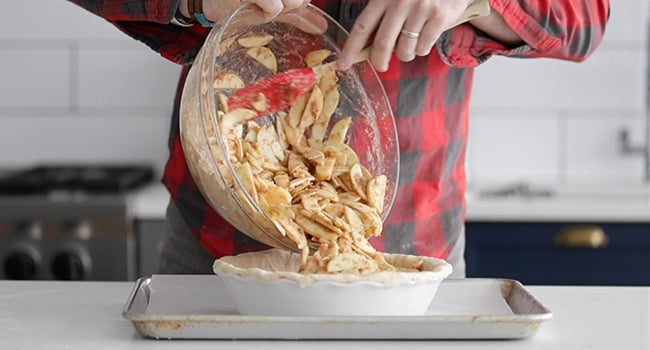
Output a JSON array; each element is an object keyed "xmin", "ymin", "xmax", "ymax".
[{"xmin": 337, "ymin": 0, "xmax": 474, "ymax": 72}]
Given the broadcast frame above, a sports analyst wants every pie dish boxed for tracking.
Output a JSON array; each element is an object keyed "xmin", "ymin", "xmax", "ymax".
[{"xmin": 213, "ymin": 248, "xmax": 453, "ymax": 316}]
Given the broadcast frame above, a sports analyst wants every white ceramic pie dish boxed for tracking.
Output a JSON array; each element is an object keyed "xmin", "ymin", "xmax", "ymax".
[{"xmin": 213, "ymin": 248, "xmax": 452, "ymax": 316}]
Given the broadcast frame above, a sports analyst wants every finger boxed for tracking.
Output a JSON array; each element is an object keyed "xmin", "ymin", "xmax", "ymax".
[
  {"xmin": 370, "ymin": 5, "xmax": 410, "ymax": 70},
  {"xmin": 414, "ymin": 19, "xmax": 445, "ymax": 56},
  {"xmin": 251, "ymin": 0, "xmax": 283, "ymax": 19},
  {"xmin": 280, "ymin": 0, "xmax": 306, "ymax": 12},
  {"xmin": 416, "ymin": 3, "xmax": 468, "ymax": 56},
  {"xmin": 394, "ymin": 16, "xmax": 427, "ymax": 62},
  {"xmin": 338, "ymin": 2, "xmax": 386, "ymax": 70}
]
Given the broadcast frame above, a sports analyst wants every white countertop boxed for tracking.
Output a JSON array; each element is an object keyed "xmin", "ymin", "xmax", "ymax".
[
  {"xmin": 466, "ymin": 194, "xmax": 650, "ymax": 222},
  {"xmin": 466, "ymin": 183, "xmax": 650, "ymax": 222},
  {"xmin": 126, "ymin": 182, "xmax": 650, "ymax": 222},
  {"xmin": 0, "ymin": 280, "xmax": 647, "ymax": 349}
]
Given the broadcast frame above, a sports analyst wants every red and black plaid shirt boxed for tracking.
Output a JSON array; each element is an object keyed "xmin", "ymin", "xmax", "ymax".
[{"xmin": 70, "ymin": 0, "xmax": 609, "ymax": 259}]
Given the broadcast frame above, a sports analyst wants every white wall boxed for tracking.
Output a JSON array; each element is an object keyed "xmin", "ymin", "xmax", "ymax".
[
  {"xmin": 468, "ymin": 1, "xmax": 650, "ymax": 188},
  {"xmin": 0, "ymin": 1, "xmax": 645, "ymax": 188},
  {"xmin": 0, "ymin": 0, "xmax": 181, "ymax": 176}
]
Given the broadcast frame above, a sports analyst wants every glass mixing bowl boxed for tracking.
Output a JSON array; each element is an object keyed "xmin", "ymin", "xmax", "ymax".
[{"xmin": 179, "ymin": 3, "xmax": 399, "ymax": 251}]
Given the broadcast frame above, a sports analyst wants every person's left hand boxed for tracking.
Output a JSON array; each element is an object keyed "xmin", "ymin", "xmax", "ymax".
[
  {"xmin": 195, "ymin": 0, "xmax": 326, "ymax": 35},
  {"xmin": 200, "ymin": 0, "xmax": 310, "ymax": 23},
  {"xmin": 337, "ymin": 0, "xmax": 473, "ymax": 72}
]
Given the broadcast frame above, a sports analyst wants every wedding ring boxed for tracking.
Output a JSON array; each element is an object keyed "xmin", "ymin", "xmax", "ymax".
[{"xmin": 400, "ymin": 29, "xmax": 421, "ymax": 39}]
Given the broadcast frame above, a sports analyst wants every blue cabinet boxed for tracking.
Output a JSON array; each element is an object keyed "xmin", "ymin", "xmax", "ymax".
[{"xmin": 465, "ymin": 222, "xmax": 650, "ymax": 286}]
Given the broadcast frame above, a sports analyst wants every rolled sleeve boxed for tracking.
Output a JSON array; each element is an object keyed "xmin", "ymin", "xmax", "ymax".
[
  {"xmin": 68, "ymin": 0, "xmax": 208, "ymax": 65},
  {"xmin": 69, "ymin": 0, "xmax": 179, "ymax": 23},
  {"xmin": 437, "ymin": 0, "xmax": 610, "ymax": 67}
]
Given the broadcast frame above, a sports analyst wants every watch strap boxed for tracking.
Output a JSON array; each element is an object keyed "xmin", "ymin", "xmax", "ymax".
[
  {"xmin": 189, "ymin": 0, "xmax": 215, "ymax": 27},
  {"xmin": 194, "ymin": 12, "xmax": 215, "ymax": 27},
  {"xmin": 170, "ymin": 0, "xmax": 195, "ymax": 27},
  {"xmin": 171, "ymin": 11, "xmax": 194, "ymax": 27}
]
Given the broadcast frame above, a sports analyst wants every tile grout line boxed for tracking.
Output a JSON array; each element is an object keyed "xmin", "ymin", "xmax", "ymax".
[
  {"xmin": 0, "ymin": 107, "xmax": 173, "ymax": 116},
  {"xmin": 557, "ymin": 111, "xmax": 568, "ymax": 185},
  {"xmin": 468, "ymin": 107, "xmax": 646, "ymax": 119},
  {"xmin": 69, "ymin": 42, "xmax": 79, "ymax": 114},
  {"xmin": 0, "ymin": 39, "xmax": 142, "ymax": 49}
]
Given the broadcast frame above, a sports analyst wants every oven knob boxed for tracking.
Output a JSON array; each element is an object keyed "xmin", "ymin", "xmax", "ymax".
[
  {"xmin": 3, "ymin": 249, "xmax": 40, "ymax": 280},
  {"xmin": 51, "ymin": 250, "xmax": 90, "ymax": 281}
]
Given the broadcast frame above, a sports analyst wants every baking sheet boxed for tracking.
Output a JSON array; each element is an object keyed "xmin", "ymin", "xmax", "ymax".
[{"xmin": 122, "ymin": 275, "xmax": 552, "ymax": 340}]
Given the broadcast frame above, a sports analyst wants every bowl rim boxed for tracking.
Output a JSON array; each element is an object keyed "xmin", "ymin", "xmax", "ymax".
[{"xmin": 213, "ymin": 249, "xmax": 453, "ymax": 287}]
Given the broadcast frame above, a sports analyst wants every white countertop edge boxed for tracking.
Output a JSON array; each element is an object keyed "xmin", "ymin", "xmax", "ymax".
[
  {"xmin": 125, "ymin": 183, "xmax": 650, "ymax": 222},
  {"xmin": 466, "ymin": 196, "xmax": 650, "ymax": 222}
]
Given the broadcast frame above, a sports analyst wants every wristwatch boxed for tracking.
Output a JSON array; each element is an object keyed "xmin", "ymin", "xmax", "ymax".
[
  {"xmin": 182, "ymin": 0, "xmax": 215, "ymax": 27},
  {"xmin": 170, "ymin": 3, "xmax": 195, "ymax": 27},
  {"xmin": 193, "ymin": 12, "xmax": 215, "ymax": 27}
]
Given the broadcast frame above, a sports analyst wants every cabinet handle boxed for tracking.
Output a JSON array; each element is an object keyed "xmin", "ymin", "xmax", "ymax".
[{"xmin": 553, "ymin": 225, "xmax": 609, "ymax": 249}]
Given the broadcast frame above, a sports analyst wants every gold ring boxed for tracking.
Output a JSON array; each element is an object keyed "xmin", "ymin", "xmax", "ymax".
[{"xmin": 400, "ymin": 29, "xmax": 421, "ymax": 39}]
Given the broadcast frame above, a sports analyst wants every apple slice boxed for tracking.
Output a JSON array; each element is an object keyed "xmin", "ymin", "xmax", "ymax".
[
  {"xmin": 246, "ymin": 47, "xmax": 278, "ymax": 73},
  {"xmin": 237, "ymin": 33, "xmax": 274, "ymax": 48}
]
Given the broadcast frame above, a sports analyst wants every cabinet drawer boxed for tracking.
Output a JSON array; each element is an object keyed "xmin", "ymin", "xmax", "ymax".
[{"xmin": 465, "ymin": 222, "xmax": 650, "ymax": 286}]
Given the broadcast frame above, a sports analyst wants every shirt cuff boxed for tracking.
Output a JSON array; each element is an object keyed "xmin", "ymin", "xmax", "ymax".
[{"xmin": 436, "ymin": 0, "xmax": 562, "ymax": 68}]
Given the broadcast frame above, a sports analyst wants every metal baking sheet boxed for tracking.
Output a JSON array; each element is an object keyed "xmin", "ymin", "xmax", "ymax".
[{"xmin": 122, "ymin": 275, "xmax": 552, "ymax": 340}]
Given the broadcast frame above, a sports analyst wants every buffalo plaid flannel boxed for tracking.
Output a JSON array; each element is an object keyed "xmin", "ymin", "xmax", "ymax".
[{"xmin": 69, "ymin": 0, "xmax": 609, "ymax": 260}]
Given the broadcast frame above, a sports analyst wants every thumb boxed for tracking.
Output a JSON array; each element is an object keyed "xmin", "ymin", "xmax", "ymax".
[{"xmin": 250, "ymin": 0, "xmax": 283, "ymax": 20}]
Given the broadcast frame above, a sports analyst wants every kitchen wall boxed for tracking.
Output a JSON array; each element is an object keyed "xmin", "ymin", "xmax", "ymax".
[
  {"xmin": 0, "ymin": 2, "xmax": 646, "ymax": 186},
  {"xmin": 0, "ymin": 1, "xmax": 181, "ymax": 177},
  {"xmin": 468, "ymin": 1, "xmax": 650, "ymax": 188}
]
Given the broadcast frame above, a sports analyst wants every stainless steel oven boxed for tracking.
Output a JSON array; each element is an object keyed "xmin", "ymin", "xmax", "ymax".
[{"xmin": 0, "ymin": 165, "xmax": 153, "ymax": 281}]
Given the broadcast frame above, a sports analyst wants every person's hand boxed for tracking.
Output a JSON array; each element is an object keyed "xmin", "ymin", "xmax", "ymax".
[
  {"xmin": 180, "ymin": 0, "xmax": 311, "ymax": 24},
  {"xmin": 338, "ymin": 0, "xmax": 473, "ymax": 72},
  {"xmin": 206, "ymin": 0, "xmax": 310, "ymax": 21}
]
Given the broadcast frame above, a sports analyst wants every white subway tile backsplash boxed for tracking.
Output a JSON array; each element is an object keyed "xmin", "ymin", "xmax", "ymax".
[
  {"xmin": 77, "ymin": 48, "xmax": 181, "ymax": 109},
  {"xmin": 471, "ymin": 49, "xmax": 645, "ymax": 110},
  {"xmin": 467, "ymin": 111, "xmax": 561, "ymax": 184},
  {"xmin": 0, "ymin": 113, "xmax": 170, "ymax": 175},
  {"xmin": 0, "ymin": 48, "xmax": 70, "ymax": 107},
  {"xmin": 564, "ymin": 111, "xmax": 646, "ymax": 185},
  {"xmin": 467, "ymin": 1, "xmax": 650, "ymax": 187},
  {"xmin": 1, "ymin": 0, "xmax": 648, "ymax": 193}
]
